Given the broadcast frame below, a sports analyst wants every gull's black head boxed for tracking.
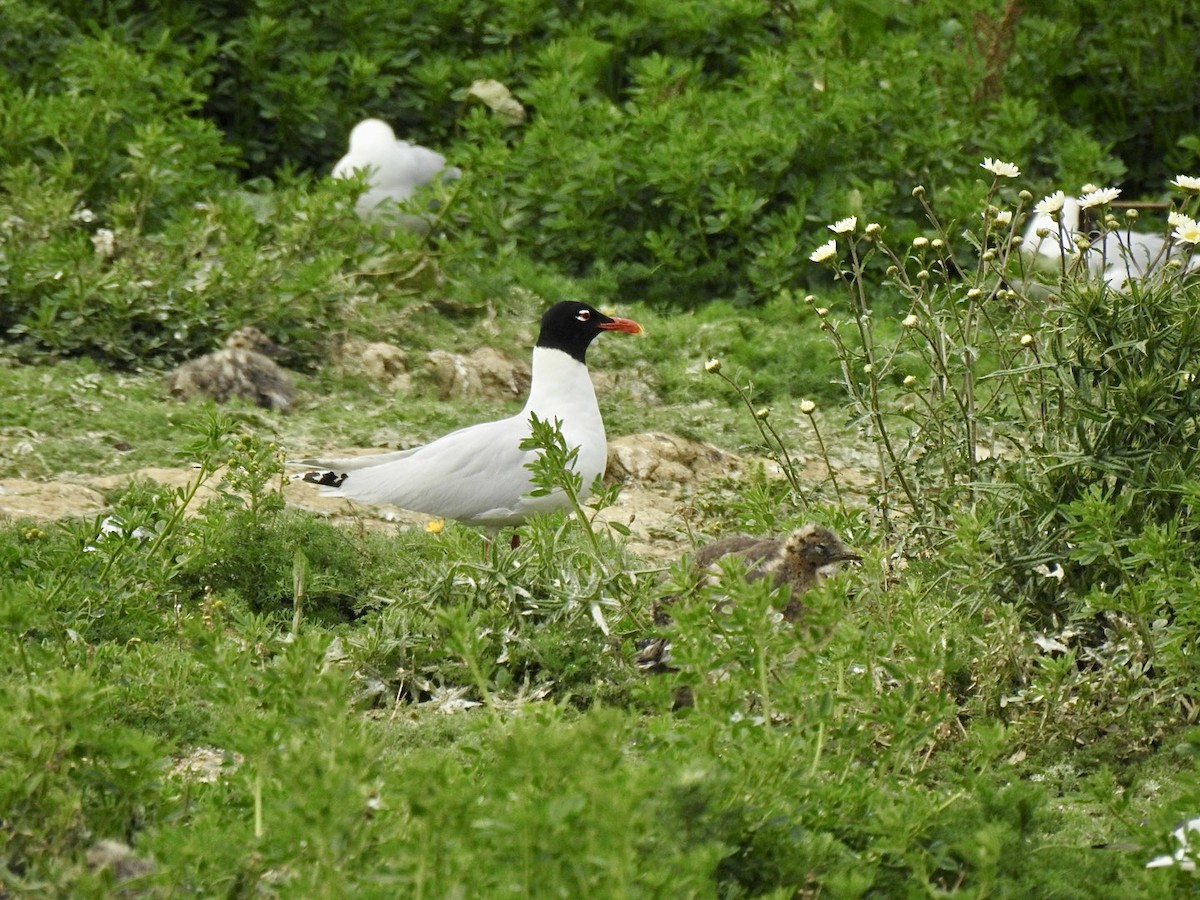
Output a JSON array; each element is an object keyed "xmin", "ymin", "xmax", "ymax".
[{"xmin": 536, "ymin": 301, "xmax": 642, "ymax": 364}]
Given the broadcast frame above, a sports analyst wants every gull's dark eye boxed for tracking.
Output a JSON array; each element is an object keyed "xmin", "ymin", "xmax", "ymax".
[{"xmin": 576, "ymin": 309, "xmax": 592, "ymax": 322}]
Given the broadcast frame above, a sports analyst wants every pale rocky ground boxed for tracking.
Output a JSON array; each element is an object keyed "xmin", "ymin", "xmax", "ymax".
[
  {"xmin": 0, "ymin": 431, "xmax": 867, "ymax": 560},
  {"xmin": 0, "ymin": 341, "xmax": 874, "ymax": 559}
]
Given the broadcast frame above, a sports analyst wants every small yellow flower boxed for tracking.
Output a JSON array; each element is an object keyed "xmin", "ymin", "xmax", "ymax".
[
  {"xmin": 799, "ymin": 399, "xmax": 816, "ymax": 414},
  {"xmin": 705, "ymin": 358, "xmax": 722, "ymax": 373},
  {"xmin": 425, "ymin": 518, "xmax": 446, "ymax": 534}
]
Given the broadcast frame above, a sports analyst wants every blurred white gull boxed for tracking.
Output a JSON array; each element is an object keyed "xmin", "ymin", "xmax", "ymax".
[
  {"xmin": 332, "ymin": 118, "xmax": 460, "ymax": 223},
  {"xmin": 1146, "ymin": 817, "xmax": 1200, "ymax": 871},
  {"xmin": 1022, "ymin": 195, "xmax": 1191, "ymax": 291}
]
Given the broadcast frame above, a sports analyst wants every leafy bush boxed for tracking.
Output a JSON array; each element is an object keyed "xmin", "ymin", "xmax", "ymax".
[
  {"xmin": 6, "ymin": 0, "xmax": 1199, "ymax": 360},
  {"xmin": 803, "ymin": 161, "xmax": 1200, "ymax": 750}
]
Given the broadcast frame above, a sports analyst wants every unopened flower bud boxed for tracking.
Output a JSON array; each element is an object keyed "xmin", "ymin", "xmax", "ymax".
[
  {"xmin": 912, "ymin": 236, "xmax": 929, "ymax": 249},
  {"xmin": 912, "ymin": 185, "xmax": 925, "ymax": 198},
  {"xmin": 902, "ymin": 314, "xmax": 918, "ymax": 328},
  {"xmin": 1125, "ymin": 208, "xmax": 1138, "ymax": 221},
  {"xmin": 803, "ymin": 294, "xmax": 816, "ymax": 305},
  {"xmin": 799, "ymin": 399, "xmax": 816, "ymax": 414},
  {"xmin": 903, "ymin": 375, "xmax": 917, "ymax": 388},
  {"xmin": 1019, "ymin": 190, "xmax": 1033, "ymax": 202},
  {"xmin": 886, "ymin": 265, "xmax": 899, "ymax": 277},
  {"xmin": 967, "ymin": 288, "xmax": 982, "ymax": 300},
  {"xmin": 815, "ymin": 307, "xmax": 829, "ymax": 318},
  {"xmin": 917, "ymin": 269, "xmax": 930, "ymax": 281},
  {"xmin": 1020, "ymin": 333, "xmax": 1034, "ymax": 347},
  {"xmin": 755, "ymin": 406, "xmax": 770, "ymax": 420},
  {"xmin": 705, "ymin": 358, "xmax": 722, "ymax": 374},
  {"xmin": 863, "ymin": 363, "xmax": 874, "ymax": 374}
]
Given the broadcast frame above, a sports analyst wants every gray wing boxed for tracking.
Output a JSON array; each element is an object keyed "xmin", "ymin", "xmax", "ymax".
[{"xmin": 294, "ymin": 414, "xmax": 550, "ymax": 525}]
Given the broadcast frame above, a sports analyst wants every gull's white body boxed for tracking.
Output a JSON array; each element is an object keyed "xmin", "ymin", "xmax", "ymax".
[
  {"xmin": 1022, "ymin": 197, "xmax": 1192, "ymax": 291},
  {"xmin": 296, "ymin": 347, "xmax": 606, "ymax": 527},
  {"xmin": 332, "ymin": 118, "xmax": 460, "ymax": 218}
]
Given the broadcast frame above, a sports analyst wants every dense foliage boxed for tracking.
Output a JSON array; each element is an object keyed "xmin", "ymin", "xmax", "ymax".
[{"xmin": 3, "ymin": 0, "xmax": 1198, "ymax": 361}]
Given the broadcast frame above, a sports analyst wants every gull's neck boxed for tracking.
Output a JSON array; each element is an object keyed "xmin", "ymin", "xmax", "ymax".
[{"xmin": 523, "ymin": 346, "xmax": 599, "ymax": 420}]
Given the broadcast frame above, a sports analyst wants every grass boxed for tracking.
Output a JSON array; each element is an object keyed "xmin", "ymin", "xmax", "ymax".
[{"xmin": 3, "ymin": 285, "xmax": 1200, "ymax": 897}]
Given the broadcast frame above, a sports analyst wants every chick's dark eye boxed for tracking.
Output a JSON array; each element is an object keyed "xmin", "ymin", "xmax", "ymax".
[{"xmin": 576, "ymin": 309, "xmax": 592, "ymax": 322}]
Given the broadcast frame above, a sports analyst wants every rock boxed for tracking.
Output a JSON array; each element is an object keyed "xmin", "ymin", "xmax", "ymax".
[
  {"xmin": 425, "ymin": 347, "xmax": 531, "ymax": 401},
  {"xmin": 165, "ymin": 327, "xmax": 296, "ymax": 412},
  {"xmin": 345, "ymin": 340, "xmax": 411, "ymax": 391},
  {"xmin": 86, "ymin": 839, "xmax": 155, "ymax": 883},
  {"xmin": 606, "ymin": 432, "xmax": 741, "ymax": 484}
]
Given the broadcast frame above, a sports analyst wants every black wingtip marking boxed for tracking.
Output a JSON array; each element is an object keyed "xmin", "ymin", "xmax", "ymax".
[{"xmin": 302, "ymin": 470, "xmax": 348, "ymax": 488}]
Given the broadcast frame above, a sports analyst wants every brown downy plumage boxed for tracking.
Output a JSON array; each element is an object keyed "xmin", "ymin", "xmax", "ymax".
[
  {"xmin": 693, "ymin": 524, "xmax": 861, "ymax": 620},
  {"xmin": 166, "ymin": 327, "xmax": 296, "ymax": 412},
  {"xmin": 636, "ymin": 524, "xmax": 860, "ymax": 673}
]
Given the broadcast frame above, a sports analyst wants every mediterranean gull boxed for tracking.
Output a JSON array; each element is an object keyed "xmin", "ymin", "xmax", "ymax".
[
  {"xmin": 292, "ymin": 301, "xmax": 642, "ymax": 528},
  {"xmin": 332, "ymin": 118, "xmax": 460, "ymax": 221}
]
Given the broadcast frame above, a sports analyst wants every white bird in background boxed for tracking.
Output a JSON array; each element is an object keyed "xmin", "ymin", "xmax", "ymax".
[
  {"xmin": 1146, "ymin": 817, "xmax": 1200, "ymax": 871},
  {"xmin": 332, "ymin": 118, "xmax": 461, "ymax": 222},
  {"xmin": 293, "ymin": 302, "xmax": 643, "ymax": 529},
  {"xmin": 1021, "ymin": 196, "xmax": 1189, "ymax": 291}
]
